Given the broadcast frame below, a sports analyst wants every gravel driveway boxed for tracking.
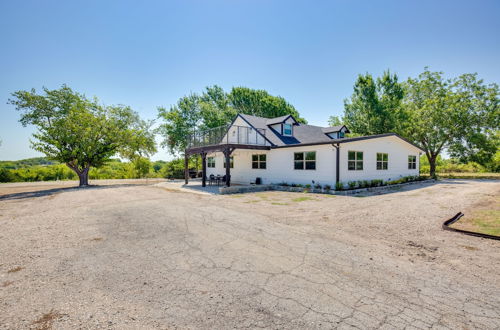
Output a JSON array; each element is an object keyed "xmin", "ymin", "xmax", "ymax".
[{"xmin": 0, "ymin": 179, "xmax": 499, "ymax": 329}]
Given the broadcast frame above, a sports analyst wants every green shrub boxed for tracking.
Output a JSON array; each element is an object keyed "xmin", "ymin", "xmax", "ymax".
[
  {"xmin": 314, "ymin": 183, "xmax": 322, "ymax": 190},
  {"xmin": 324, "ymin": 184, "xmax": 331, "ymax": 191},
  {"xmin": 335, "ymin": 181, "xmax": 344, "ymax": 191},
  {"xmin": 348, "ymin": 181, "xmax": 357, "ymax": 189}
]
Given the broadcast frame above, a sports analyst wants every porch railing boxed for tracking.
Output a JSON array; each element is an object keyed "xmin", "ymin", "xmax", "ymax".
[{"xmin": 187, "ymin": 125, "xmax": 267, "ymax": 149}]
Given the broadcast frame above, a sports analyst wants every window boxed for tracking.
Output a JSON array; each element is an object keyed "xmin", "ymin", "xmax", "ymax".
[
  {"xmin": 252, "ymin": 154, "xmax": 266, "ymax": 169},
  {"xmin": 348, "ymin": 151, "xmax": 363, "ymax": 170},
  {"xmin": 376, "ymin": 153, "xmax": 388, "ymax": 170},
  {"xmin": 207, "ymin": 157, "xmax": 215, "ymax": 168},
  {"xmin": 294, "ymin": 152, "xmax": 316, "ymax": 170},
  {"xmin": 223, "ymin": 156, "xmax": 234, "ymax": 168},
  {"xmin": 283, "ymin": 123, "xmax": 293, "ymax": 136},
  {"xmin": 339, "ymin": 131, "xmax": 345, "ymax": 138},
  {"xmin": 408, "ymin": 155, "xmax": 417, "ymax": 169}
]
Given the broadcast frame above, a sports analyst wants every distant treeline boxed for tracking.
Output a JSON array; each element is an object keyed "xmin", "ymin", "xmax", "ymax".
[
  {"xmin": 0, "ymin": 155, "xmax": 496, "ymax": 184},
  {"xmin": 0, "ymin": 157, "xmax": 199, "ymax": 183}
]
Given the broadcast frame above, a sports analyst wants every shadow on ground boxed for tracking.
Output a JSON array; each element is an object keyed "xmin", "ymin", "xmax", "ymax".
[{"xmin": 0, "ymin": 184, "xmax": 151, "ymax": 201}]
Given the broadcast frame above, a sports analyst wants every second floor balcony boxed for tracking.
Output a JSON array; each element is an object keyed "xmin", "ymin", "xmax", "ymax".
[{"xmin": 187, "ymin": 124, "xmax": 268, "ymax": 149}]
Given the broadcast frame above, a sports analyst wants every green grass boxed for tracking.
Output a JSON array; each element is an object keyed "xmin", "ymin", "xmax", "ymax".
[
  {"xmin": 430, "ymin": 172, "xmax": 500, "ymax": 180},
  {"xmin": 271, "ymin": 202, "xmax": 289, "ymax": 206},
  {"xmin": 452, "ymin": 196, "xmax": 500, "ymax": 236},
  {"xmin": 454, "ymin": 210, "xmax": 500, "ymax": 236}
]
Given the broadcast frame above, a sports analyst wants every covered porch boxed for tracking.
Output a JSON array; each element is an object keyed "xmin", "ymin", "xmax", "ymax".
[{"xmin": 184, "ymin": 143, "xmax": 270, "ymax": 187}]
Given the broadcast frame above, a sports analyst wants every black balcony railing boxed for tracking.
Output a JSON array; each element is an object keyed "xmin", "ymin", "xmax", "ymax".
[{"xmin": 187, "ymin": 125, "xmax": 267, "ymax": 148}]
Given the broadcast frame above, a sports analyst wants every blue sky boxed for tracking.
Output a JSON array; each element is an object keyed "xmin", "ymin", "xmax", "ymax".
[{"xmin": 1, "ymin": 0, "xmax": 499, "ymax": 161}]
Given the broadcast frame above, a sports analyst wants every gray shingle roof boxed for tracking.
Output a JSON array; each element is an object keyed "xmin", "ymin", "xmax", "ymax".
[
  {"xmin": 238, "ymin": 113, "xmax": 424, "ymax": 152},
  {"xmin": 265, "ymin": 115, "xmax": 295, "ymax": 125},
  {"xmin": 321, "ymin": 125, "xmax": 349, "ymax": 134},
  {"xmin": 240, "ymin": 114, "xmax": 333, "ymax": 147}
]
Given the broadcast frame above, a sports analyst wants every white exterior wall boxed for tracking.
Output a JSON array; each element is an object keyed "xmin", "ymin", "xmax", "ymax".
[
  {"xmin": 207, "ymin": 144, "xmax": 337, "ymax": 186},
  {"xmin": 206, "ymin": 135, "xmax": 421, "ymax": 185},
  {"xmin": 338, "ymin": 135, "xmax": 420, "ymax": 182}
]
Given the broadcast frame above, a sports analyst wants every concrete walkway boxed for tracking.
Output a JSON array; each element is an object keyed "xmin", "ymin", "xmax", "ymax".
[{"xmin": 156, "ymin": 180, "xmax": 222, "ymax": 195}]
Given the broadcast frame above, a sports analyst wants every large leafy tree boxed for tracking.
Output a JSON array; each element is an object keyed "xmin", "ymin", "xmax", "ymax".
[
  {"xmin": 403, "ymin": 70, "xmax": 499, "ymax": 177},
  {"xmin": 342, "ymin": 70, "xmax": 405, "ymax": 135},
  {"xmin": 9, "ymin": 86, "xmax": 156, "ymax": 186},
  {"xmin": 157, "ymin": 85, "xmax": 305, "ymax": 155},
  {"xmin": 228, "ymin": 87, "xmax": 306, "ymax": 123},
  {"xmin": 157, "ymin": 94, "xmax": 201, "ymax": 155}
]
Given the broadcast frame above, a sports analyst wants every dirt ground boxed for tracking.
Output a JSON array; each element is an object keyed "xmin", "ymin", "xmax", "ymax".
[{"xmin": 0, "ymin": 179, "xmax": 499, "ymax": 329}]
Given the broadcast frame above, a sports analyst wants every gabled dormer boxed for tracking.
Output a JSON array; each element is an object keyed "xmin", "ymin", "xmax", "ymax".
[
  {"xmin": 322, "ymin": 125, "xmax": 350, "ymax": 139},
  {"xmin": 266, "ymin": 115, "xmax": 299, "ymax": 137}
]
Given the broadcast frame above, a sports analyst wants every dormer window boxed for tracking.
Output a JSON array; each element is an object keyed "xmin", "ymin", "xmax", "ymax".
[
  {"xmin": 283, "ymin": 123, "xmax": 293, "ymax": 136},
  {"xmin": 339, "ymin": 131, "xmax": 345, "ymax": 138}
]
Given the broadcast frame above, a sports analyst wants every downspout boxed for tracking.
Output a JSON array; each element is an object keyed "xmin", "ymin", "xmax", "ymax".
[{"xmin": 332, "ymin": 143, "xmax": 340, "ymax": 183}]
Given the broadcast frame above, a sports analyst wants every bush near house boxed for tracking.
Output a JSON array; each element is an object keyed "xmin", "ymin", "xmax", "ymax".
[{"xmin": 277, "ymin": 175, "xmax": 428, "ymax": 193}]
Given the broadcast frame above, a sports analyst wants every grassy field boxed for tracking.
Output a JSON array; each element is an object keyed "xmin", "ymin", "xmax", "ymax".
[
  {"xmin": 452, "ymin": 195, "xmax": 500, "ymax": 236},
  {"xmin": 435, "ymin": 172, "xmax": 500, "ymax": 179}
]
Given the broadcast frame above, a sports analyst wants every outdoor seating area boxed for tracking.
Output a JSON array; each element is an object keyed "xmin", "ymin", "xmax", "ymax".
[{"xmin": 208, "ymin": 174, "xmax": 230, "ymax": 186}]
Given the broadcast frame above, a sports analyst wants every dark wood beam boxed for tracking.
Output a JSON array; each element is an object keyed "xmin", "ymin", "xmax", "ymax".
[
  {"xmin": 224, "ymin": 148, "xmax": 231, "ymax": 187},
  {"xmin": 186, "ymin": 144, "xmax": 270, "ymax": 156},
  {"xmin": 184, "ymin": 152, "xmax": 189, "ymax": 185},
  {"xmin": 201, "ymin": 151, "xmax": 207, "ymax": 187}
]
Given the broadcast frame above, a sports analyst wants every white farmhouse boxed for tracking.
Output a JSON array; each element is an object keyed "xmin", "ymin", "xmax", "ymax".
[{"xmin": 185, "ymin": 114, "xmax": 423, "ymax": 187}]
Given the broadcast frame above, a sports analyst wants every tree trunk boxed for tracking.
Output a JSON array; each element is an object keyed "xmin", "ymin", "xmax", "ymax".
[
  {"xmin": 78, "ymin": 167, "xmax": 90, "ymax": 186},
  {"xmin": 428, "ymin": 155, "xmax": 437, "ymax": 179},
  {"xmin": 66, "ymin": 163, "xmax": 90, "ymax": 187}
]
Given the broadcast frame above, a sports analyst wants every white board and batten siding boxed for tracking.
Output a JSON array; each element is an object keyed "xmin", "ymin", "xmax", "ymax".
[{"xmin": 206, "ymin": 135, "xmax": 421, "ymax": 186}]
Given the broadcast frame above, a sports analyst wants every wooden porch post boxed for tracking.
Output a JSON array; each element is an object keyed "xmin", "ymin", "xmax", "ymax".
[
  {"xmin": 224, "ymin": 148, "xmax": 231, "ymax": 187},
  {"xmin": 184, "ymin": 152, "xmax": 189, "ymax": 185},
  {"xmin": 201, "ymin": 152, "xmax": 207, "ymax": 187}
]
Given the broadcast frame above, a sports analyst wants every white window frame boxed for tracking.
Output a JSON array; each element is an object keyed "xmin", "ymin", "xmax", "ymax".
[
  {"xmin": 376, "ymin": 153, "xmax": 388, "ymax": 170},
  {"xmin": 408, "ymin": 155, "xmax": 417, "ymax": 169},
  {"xmin": 294, "ymin": 151, "xmax": 316, "ymax": 170},
  {"xmin": 348, "ymin": 151, "xmax": 363, "ymax": 171},
  {"xmin": 283, "ymin": 123, "xmax": 293, "ymax": 136},
  {"xmin": 207, "ymin": 157, "xmax": 215, "ymax": 168},
  {"xmin": 252, "ymin": 154, "xmax": 266, "ymax": 169}
]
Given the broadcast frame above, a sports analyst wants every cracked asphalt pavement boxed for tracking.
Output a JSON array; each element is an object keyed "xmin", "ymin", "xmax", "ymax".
[{"xmin": 0, "ymin": 179, "xmax": 499, "ymax": 329}]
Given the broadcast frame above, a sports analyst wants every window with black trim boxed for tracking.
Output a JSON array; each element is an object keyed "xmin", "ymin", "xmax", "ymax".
[
  {"xmin": 294, "ymin": 152, "xmax": 316, "ymax": 170},
  {"xmin": 207, "ymin": 157, "xmax": 215, "ymax": 168},
  {"xmin": 283, "ymin": 123, "xmax": 292, "ymax": 136},
  {"xmin": 252, "ymin": 154, "xmax": 266, "ymax": 169},
  {"xmin": 348, "ymin": 151, "xmax": 363, "ymax": 170},
  {"xmin": 223, "ymin": 156, "xmax": 234, "ymax": 168},
  {"xmin": 408, "ymin": 155, "xmax": 417, "ymax": 169},
  {"xmin": 376, "ymin": 153, "xmax": 388, "ymax": 170}
]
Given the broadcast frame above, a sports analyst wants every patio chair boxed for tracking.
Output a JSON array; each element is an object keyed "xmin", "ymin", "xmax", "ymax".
[{"xmin": 209, "ymin": 174, "xmax": 215, "ymax": 186}]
